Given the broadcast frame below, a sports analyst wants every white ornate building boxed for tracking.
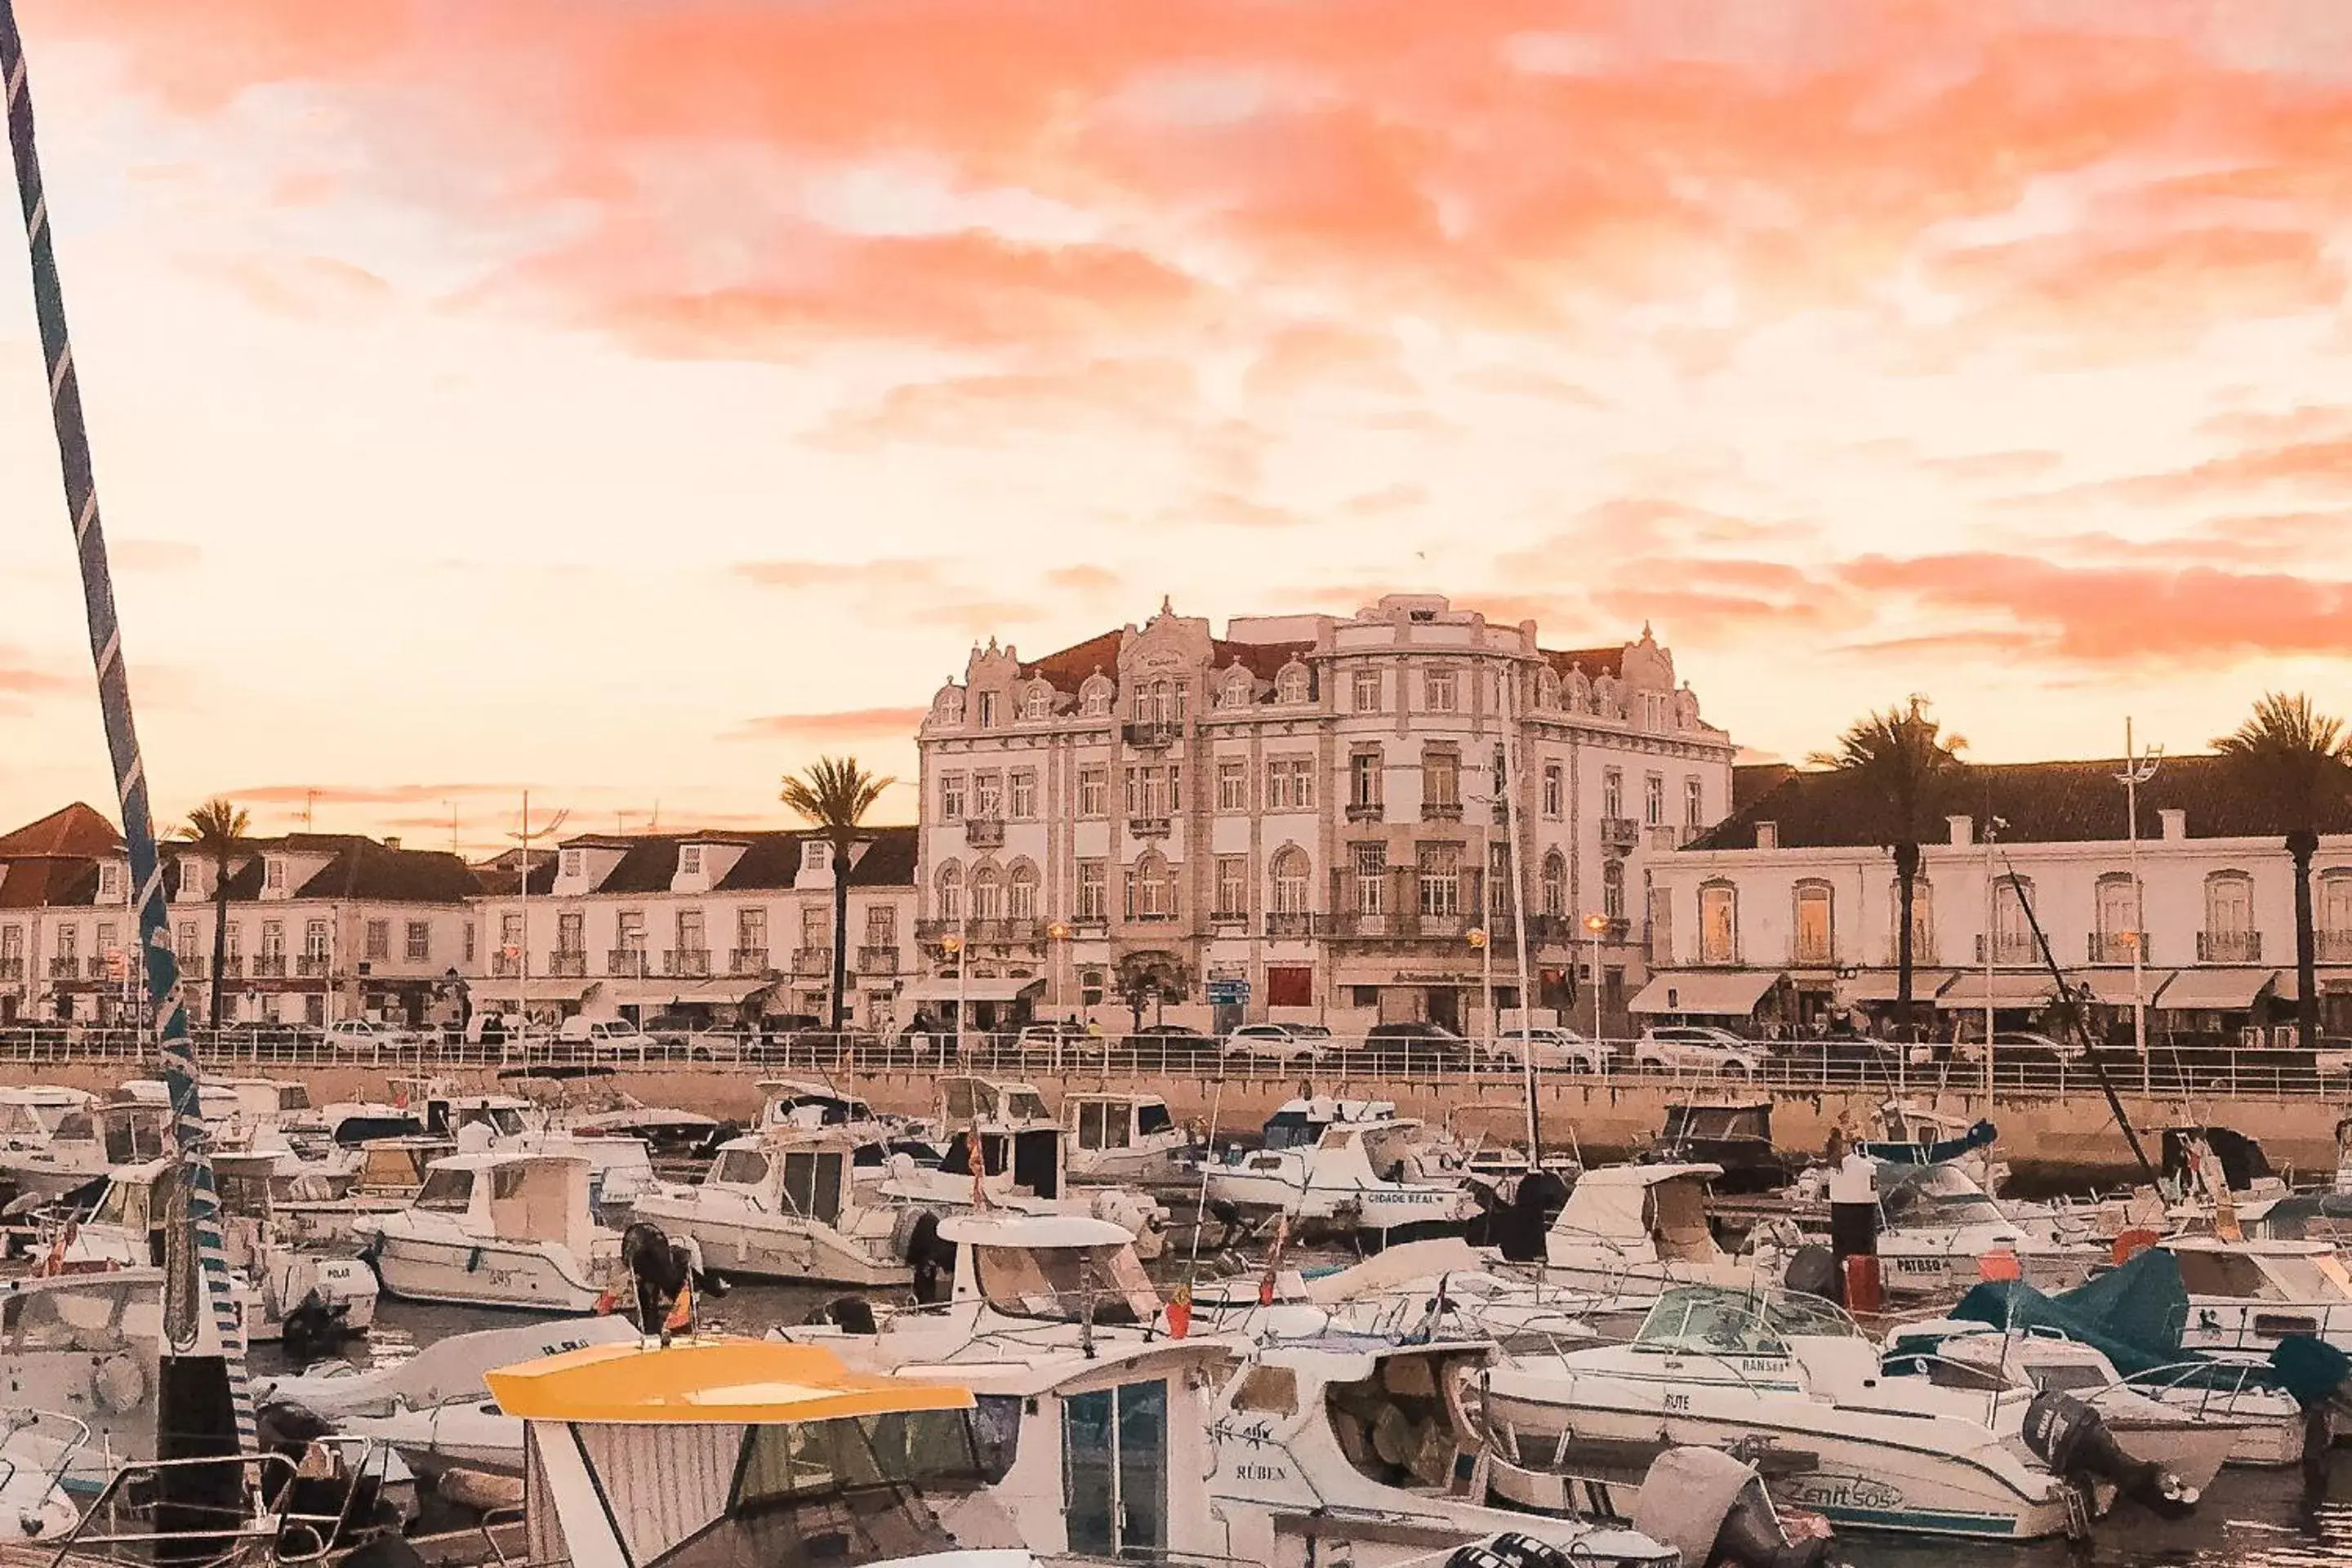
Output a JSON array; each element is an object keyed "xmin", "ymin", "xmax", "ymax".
[{"xmin": 915, "ymin": 595, "xmax": 1736, "ymax": 1033}]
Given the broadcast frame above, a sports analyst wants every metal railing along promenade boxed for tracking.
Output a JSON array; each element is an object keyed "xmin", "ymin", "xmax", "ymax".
[{"xmin": 0, "ymin": 1027, "xmax": 2345, "ymax": 1099}]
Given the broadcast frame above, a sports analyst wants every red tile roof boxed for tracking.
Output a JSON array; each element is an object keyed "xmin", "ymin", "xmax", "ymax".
[
  {"xmin": 1020, "ymin": 629, "xmax": 1125, "ymax": 690},
  {"xmin": 1539, "ymin": 645, "xmax": 1627, "ymax": 679},
  {"xmin": 0, "ymin": 803, "xmax": 120, "ymax": 859}
]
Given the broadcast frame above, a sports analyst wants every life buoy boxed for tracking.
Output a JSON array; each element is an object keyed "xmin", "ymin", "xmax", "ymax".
[{"xmin": 92, "ymin": 1352, "xmax": 145, "ymax": 1415}]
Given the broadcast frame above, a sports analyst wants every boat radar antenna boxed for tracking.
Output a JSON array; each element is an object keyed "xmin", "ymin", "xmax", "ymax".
[{"xmin": 0, "ymin": 0, "xmax": 260, "ymax": 1518}]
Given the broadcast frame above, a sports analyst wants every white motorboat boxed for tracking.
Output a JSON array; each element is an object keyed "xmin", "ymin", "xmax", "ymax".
[
  {"xmin": 351, "ymin": 1152, "xmax": 626, "ymax": 1312},
  {"xmin": 0, "ymin": 1410, "xmax": 94, "ymax": 1544},
  {"xmin": 1884, "ymin": 1318, "xmax": 2301, "ymax": 1474},
  {"xmin": 0, "ymin": 1085, "xmax": 92, "ymax": 1145},
  {"xmin": 498, "ymin": 1130, "xmax": 657, "ymax": 1223},
  {"xmin": 0, "ymin": 1269, "xmax": 166, "ymax": 1497},
  {"xmin": 2165, "ymin": 1233, "xmax": 2352, "ymax": 1353},
  {"xmin": 1868, "ymin": 1162, "xmax": 2105, "ymax": 1297},
  {"xmin": 1482, "ymin": 1285, "xmax": 2090, "ymax": 1539},
  {"xmin": 57, "ymin": 1153, "xmax": 376, "ymax": 1349},
  {"xmin": 631, "ymin": 1128, "xmax": 909, "ymax": 1287},
  {"xmin": 1201, "ymin": 1116, "xmax": 1481, "ymax": 1248},
  {"xmin": 0, "ymin": 1098, "xmax": 172, "ymax": 1208},
  {"xmin": 1062, "ymin": 1091, "xmax": 1190, "ymax": 1185},
  {"xmin": 261, "ymin": 1316, "xmax": 639, "ymax": 1421}
]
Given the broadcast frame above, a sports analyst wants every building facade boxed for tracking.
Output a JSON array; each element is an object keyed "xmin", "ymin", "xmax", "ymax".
[
  {"xmin": 466, "ymin": 827, "xmax": 920, "ymax": 1029},
  {"xmin": 0, "ymin": 804, "xmax": 479, "ymax": 1027},
  {"xmin": 1646, "ymin": 756, "xmax": 2352, "ymax": 1041},
  {"xmin": 915, "ymin": 595, "xmax": 1735, "ymax": 1034}
]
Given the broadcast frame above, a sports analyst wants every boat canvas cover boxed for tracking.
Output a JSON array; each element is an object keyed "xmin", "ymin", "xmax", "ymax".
[
  {"xmin": 1855, "ymin": 1118, "xmax": 1997, "ymax": 1167},
  {"xmin": 488, "ymin": 1159, "xmax": 595, "ymax": 1255},
  {"xmin": 1952, "ymin": 1248, "xmax": 2189, "ymax": 1378},
  {"xmin": 1555, "ymin": 1165, "xmax": 1720, "ymax": 1258}
]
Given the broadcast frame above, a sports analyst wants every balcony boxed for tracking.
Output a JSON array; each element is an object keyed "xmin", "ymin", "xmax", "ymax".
[
  {"xmin": 47, "ymin": 957, "xmax": 77, "ymax": 980},
  {"xmin": 608, "ymin": 949, "xmax": 653, "ymax": 977},
  {"xmin": 492, "ymin": 952, "xmax": 520, "ymax": 978},
  {"xmin": 1128, "ymin": 911, "xmax": 1178, "ymax": 924},
  {"xmin": 1421, "ymin": 800, "xmax": 1463, "ymax": 822},
  {"xmin": 2197, "ymin": 929, "xmax": 2262, "ymax": 964},
  {"xmin": 216, "ymin": 956, "xmax": 244, "ymax": 979},
  {"xmin": 2087, "ymin": 931, "xmax": 2150, "ymax": 965},
  {"xmin": 2323, "ymin": 930, "xmax": 2352, "ymax": 963},
  {"xmin": 252, "ymin": 954, "xmax": 288, "ymax": 978},
  {"xmin": 1793, "ymin": 940, "xmax": 1834, "ymax": 969},
  {"xmin": 1976, "ymin": 934, "xmax": 2038, "ymax": 965},
  {"xmin": 1265, "ymin": 911, "xmax": 1314, "ymax": 938},
  {"xmin": 858, "ymin": 946, "xmax": 901, "ymax": 974},
  {"xmin": 914, "ymin": 920, "xmax": 961, "ymax": 944},
  {"xmin": 964, "ymin": 817, "xmax": 1006, "ymax": 849},
  {"xmin": 546, "ymin": 950, "xmax": 588, "ymax": 978},
  {"xmin": 1314, "ymin": 911, "xmax": 1477, "ymax": 941},
  {"xmin": 791, "ymin": 949, "xmax": 834, "ymax": 977},
  {"xmin": 1127, "ymin": 815, "xmax": 1172, "ymax": 839},
  {"xmin": 0, "ymin": 959, "xmax": 21, "ymax": 981},
  {"xmin": 296, "ymin": 953, "xmax": 330, "ymax": 978},
  {"xmin": 1599, "ymin": 817, "xmax": 1641, "ymax": 852},
  {"xmin": 1344, "ymin": 801, "xmax": 1383, "ymax": 824},
  {"xmin": 728, "ymin": 947, "xmax": 769, "ymax": 976},
  {"xmin": 666, "ymin": 948, "xmax": 712, "ymax": 978},
  {"xmin": 1209, "ymin": 909, "xmax": 1249, "ymax": 927},
  {"xmin": 1123, "ymin": 721, "xmax": 1181, "ymax": 750},
  {"xmin": 969, "ymin": 919, "xmax": 1045, "ymax": 945}
]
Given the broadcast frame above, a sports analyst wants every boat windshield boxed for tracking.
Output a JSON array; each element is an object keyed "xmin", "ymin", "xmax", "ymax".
[
  {"xmin": 650, "ymin": 1408, "xmax": 987, "ymax": 1568},
  {"xmin": 0, "ymin": 1103, "xmax": 50, "ymax": 1138},
  {"xmin": 276, "ymin": 1085, "xmax": 314, "ymax": 1112},
  {"xmin": 974, "ymin": 1241, "xmax": 1160, "ymax": 1325},
  {"xmin": 1879, "ymin": 1164, "xmax": 2004, "ymax": 1227},
  {"xmin": 459, "ymin": 1106, "xmax": 528, "ymax": 1138},
  {"xmin": 1138, "ymin": 1102, "xmax": 1174, "ymax": 1137},
  {"xmin": 414, "ymin": 1166, "xmax": 475, "ymax": 1213},
  {"xmin": 2173, "ymin": 1245, "xmax": 2352, "ymax": 1302},
  {"xmin": 1004, "ymin": 1089, "xmax": 1050, "ymax": 1122},
  {"xmin": 1634, "ymin": 1288, "xmax": 1850, "ymax": 1356}
]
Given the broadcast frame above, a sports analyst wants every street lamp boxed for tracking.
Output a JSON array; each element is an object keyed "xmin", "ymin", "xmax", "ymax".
[
  {"xmin": 1468, "ymin": 926, "xmax": 1491, "ymax": 1058},
  {"xmin": 1046, "ymin": 921, "xmax": 1072, "ymax": 1073},
  {"xmin": 2114, "ymin": 719, "xmax": 2161, "ymax": 1087},
  {"xmin": 1583, "ymin": 912, "xmax": 1610, "ymax": 1044}
]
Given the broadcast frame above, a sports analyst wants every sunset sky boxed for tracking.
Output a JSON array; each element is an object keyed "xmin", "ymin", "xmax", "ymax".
[{"xmin": 7, "ymin": 1, "xmax": 2352, "ymax": 851}]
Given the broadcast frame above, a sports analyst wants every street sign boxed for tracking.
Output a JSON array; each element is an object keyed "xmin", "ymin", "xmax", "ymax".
[{"xmin": 1206, "ymin": 978, "xmax": 1249, "ymax": 1006}]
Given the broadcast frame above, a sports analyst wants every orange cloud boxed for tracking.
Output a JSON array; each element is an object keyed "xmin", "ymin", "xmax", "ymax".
[
  {"xmin": 811, "ymin": 358, "xmax": 1197, "ymax": 448},
  {"xmin": 729, "ymin": 706, "xmax": 928, "ymax": 742}
]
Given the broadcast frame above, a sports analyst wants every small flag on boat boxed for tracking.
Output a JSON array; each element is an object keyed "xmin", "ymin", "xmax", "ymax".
[
  {"xmin": 663, "ymin": 1280, "xmax": 693, "ymax": 1334},
  {"xmin": 592, "ymin": 1286, "xmax": 621, "ymax": 1316},
  {"xmin": 1977, "ymin": 1250, "xmax": 2021, "ymax": 1282}
]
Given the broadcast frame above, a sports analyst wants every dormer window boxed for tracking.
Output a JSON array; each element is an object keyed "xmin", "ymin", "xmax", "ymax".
[
  {"xmin": 264, "ymin": 858, "xmax": 286, "ymax": 893},
  {"xmin": 1021, "ymin": 682, "xmax": 1051, "ymax": 719},
  {"xmin": 1275, "ymin": 665, "xmax": 1309, "ymax": 705},
  {"xmin": 97, "ymin": 862, "xmax": 124, "ymax": 902},
  {"xmin": 804, "ymin": 841, "xmax": 832, "ymax": 871},
  {"xmin": 560, "ymin": 848, "xmax": 584, "ymax": 879},
  {"xmin": 679, "ymin": 845, "xmax": 703, "ymax": 876},
  {"xmin": 938, "ymin": 689, "xmax": 965, "ymax": 725}
]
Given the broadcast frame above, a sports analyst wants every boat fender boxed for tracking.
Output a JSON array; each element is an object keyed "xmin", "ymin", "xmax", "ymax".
[
  {"xmin": 2022, "ymin": 1389, "xmax": 2198, "ymax": 1518},
  {"xmin": 91, "ymin": 1352, "xmax": 145, "ymax": 1415},
  {"xmin": 435, "ymin": 1468, "xmax": 525, "ymax": 1516}
]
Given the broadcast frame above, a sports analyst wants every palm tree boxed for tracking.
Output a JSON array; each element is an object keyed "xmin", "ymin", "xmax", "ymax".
[
  {"xmin": 2213, "ymin": 693, "xmax": 2352, "ymax": 1050},
  {"xmin": 175, "ymin": 797, "xmax": 248, "ymax": 1031},
  {"xmin": 1810, "ymin": 699, "xmax": 1967, "ymax": 1043},
  {"xmin": 780, "ymin": 757, "xmax": 896, "ymax": 1033}
]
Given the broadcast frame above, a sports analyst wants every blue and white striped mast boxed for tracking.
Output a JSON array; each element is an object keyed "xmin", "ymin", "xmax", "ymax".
[{"xmin": 0, "ymin": 0, "xmax": 257, "ymax": 1461}]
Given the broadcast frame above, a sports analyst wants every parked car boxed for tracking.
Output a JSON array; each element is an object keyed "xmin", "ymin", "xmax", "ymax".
[
  {"xmin": 1361, "ymin": 1020, "xmax": 1472, "ymax": 1064},
  {"xmin": 1126, "ymin": 1022, "xmax": 1213, "ymax": 1055},
  {"xmin": 1483, "ymin": 1027, "xmax": 1606, "ymax": 1073},
  {"xmin": 1014, "ymin": 1022, "xmax": 1101, "ymax": 1059},
  {"xmin": 558, "ymin": 1017, "xmax": 660, "ymax": 1061},
  {"xmin": 323, "ymin": 1017, "xmax": 420, "ymax": 1053},
  {"xmin": 1912, "ymin": 1028, "xmax": 2084, "ymax": 1067},
  {"xmin": 1631, "ymin": 1025, "xmax": 1766, "ymax": 1076},
  {"xmin": 1223, "ymin": 1022, "xmax": 1335, "ymax": 1064}
]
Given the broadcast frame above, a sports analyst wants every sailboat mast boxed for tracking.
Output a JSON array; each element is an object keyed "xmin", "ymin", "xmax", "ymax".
[{"xmin": 0, "ymin": 0, "xmax": 257, "ymax": 1459}]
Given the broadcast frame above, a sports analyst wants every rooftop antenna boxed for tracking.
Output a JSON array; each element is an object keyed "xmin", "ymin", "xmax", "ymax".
[
  {"xmin": 305, "ymin": 788, "xmax": 316, "ymax": 831},
  {"xmin": 446, "ymin": 800, "xmax": 460, "ymax": 858}
]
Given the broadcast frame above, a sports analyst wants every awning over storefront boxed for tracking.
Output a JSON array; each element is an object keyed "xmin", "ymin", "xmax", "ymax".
[
  {"xmin": 2153, "ymin": 968, "xmax": 2276, "ymax": 1011},
  {"xmin": 2271, "ymin": 967, "xmax": 2352, "ymax": 1001},
  {"xmin": 1628, "ymin": 970, "xmax": 1783, "ymax": 1017},
  {"xmin": 468, "ymin": 980, "xmax": 595, "ymax": 1006},
  {"xmin": 1836, "ymin": 969, "xmax": 1958, "ymax": 1004},
  {"xmin": 602, "ymin": 979, "xmax": 766, "ymax": 1007},
  {"xmin": 902, "ymin": 976, "xmax": 1045, "ymax": 1004},
  {"xmin": 1935, "ymin": 971, "xmax": 2064, "ymax": 1010}
]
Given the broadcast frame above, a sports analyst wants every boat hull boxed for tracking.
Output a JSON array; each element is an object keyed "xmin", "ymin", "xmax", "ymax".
[
  {"xmin": 628, "ymin": 1197, "xmax": 906, "ymax": 1288},
  {"xmin": 359, "ymin": 1227, "xmax": 608, "ymax": 1312}
]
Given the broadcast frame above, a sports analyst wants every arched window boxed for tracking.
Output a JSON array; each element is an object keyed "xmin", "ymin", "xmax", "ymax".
[
  {"xmin": 1888, "ymin": 877, "xmax": 1936, "ymax": 964},
  {"xmin": 1021, "ymin": 681, "xmax": 1052, "ymax": 719},
  {"xmin": 1564, "ymin": 670, "xmax": 1592, "ymax": 714},
  {"xmin": 2203, "ymin": 871, "xmax": 2255, "ymax": 961},
  {"xmin": 1007, "ymin": 862, "xmax": 1040, "ymax": 920},
  {"xmin": 1275, "ymin": 663, "xmax": 1309, "ymax": 705},
  {"xmin": 934, "ymin": 862, "xmax": 963, "ymax": 923},
  {"xmin": 969, "ymin": 862, "xmax": 1003, "ymax": 921},
  {"xmin": 935, "ymin": 688, "xmax": 965, "ymax": 725},
  {"xmin": 1270, "ymin": 846, "xmax": 1310, "ymax": 915},
  {"xmin": 1080, "ymin": 675, "xmax": 1114, "ymax": 717},
  {"xmin": 1218, "ymin": 669, "xmax": 1252, "ymax": 710},
  {"xmin": 1540, "ymin": 852, "xmax": 1566, "ymax": 918},
  {"xmin": 1698, "ymin": 880, "xmax": 1738, "ymax": 965},
  {"xmin": 1127, "ymin": 853, "xmax": 1174, "ymax": 921},
  {"xmin": 2094, "ymin": 872, "xmax": 2142, "ymax": 963},
  {"xmin": 1537, "ymin": 666, "xmax": 1561, "ymax": 709},
  {"xmin": 1993, "ymin": 874, "xmax": 2034, "ymax": 964},
  {"xmin": 1601, "ymin": 858, "xmax": 1625, "ymax": 920},
  {"xmin": 1793, "ymin": 880, "xmax": 1833, "ymax": 965}
]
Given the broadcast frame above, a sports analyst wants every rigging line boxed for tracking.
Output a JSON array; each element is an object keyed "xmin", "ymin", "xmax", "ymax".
[
  {"xmin": 0, "ymin": 2, "xmax": 255, "ymax": 1447},
  {"xmin": 1998, "ymin": 848, "xmax": 2157, "ymax": 1182}
]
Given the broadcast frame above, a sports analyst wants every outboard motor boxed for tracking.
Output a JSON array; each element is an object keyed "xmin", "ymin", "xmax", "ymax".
[
  {"xmin": 619, "ymin": 1222, "xmax": 695, "ymax": 1343},
  {"xmin": 804, "ymin": 1295, "xmax": 879, "ymax": 1334},
  {"xmin": 1443, "ymin": 1532, "xmax": 1574, "ymax": 1568},
  {"xmin": 1631, "ymin": 1447, "xmax": 1832, "ymax": 1568},
  {"xmin": 280, "ymin": 1290, "xmax": 356, "ymax": 1368},
  {"xmin": 1780, "ymin": 1243, "xmax": 1840, "ymax": 1303},
  {"xmin": 1490, "ymin": 1171, "xmax": 1570, "ymax": 1263},
  {"xmin": 2022, "ymin": 1388, "xmax": 2198, "ymax": 1517},
  {"xmin": 2266, "ymin": 1335, "xmax": 2352, "ymax": 1490}
]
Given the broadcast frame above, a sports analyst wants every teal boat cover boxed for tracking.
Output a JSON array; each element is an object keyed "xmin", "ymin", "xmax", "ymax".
[{"xmin": 1951, "ymin": 1248, "xmax": 2189, "ymax": 1376}]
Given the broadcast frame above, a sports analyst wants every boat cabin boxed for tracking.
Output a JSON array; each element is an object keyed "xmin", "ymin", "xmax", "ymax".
[
  {"xmin": 49, "ymin": 1101, "xmax": 172, "ymax": 1165},
  {"xmin": 934, "ymin": 1122, "xmax": 1063, "ymax": 1199},
  {"xmin": 2164, "ymin": 1127, "xmax": 2280, "ymax": 1200},
  {"xmin": 702, "ymin": 1132, "xmax": 858, "ymax": 1228},
  {"xmin": 411, "ymin": 1153, "xmax": 601, "ymax": 1258},
  {"xmin": 486, "ymin": 1339, "xmax": 1016, "ymax": 1568},
  {"xmin": 1262, "ymin": 1097, "xmax": 1398, "ymax": 1152},
  {"xmin": 936, "ymin": 1213, "xmax": 1161, "ymax": 1326},
  {"xmin": 1545, "ymin": 1163, "xmax": 1728, "ymax": 1272},
  {"xmin": 417, "ymin": 1094, "xmax": 532, "ymax": 1142},
  {"xmin": 755, "ymin": 1078, "xmax": 877, "ymax": 1131},
  {"xmin": 938, "ymin": 1075, "xmax": 1054, "ymax": 1128},
  {"xmin": 1875, "ymin": 1161, "xmax": 2010, "ymax": 1230},
  {"xmin": 0, "ymin": 1087, "xmax": 91, "ymax": 1143},
  {"xmin": 2165, "ymin": 1236, "xmax": 2352, "ymax": 1304},
  {"xmin": 1064, "ymin": 1093, "xmax": 1177, "ymax": 1156},
  {"xmin": 351, "ymin": 1138, "xmax": 451, "ymax": 1195},
  {"xmin": 1646, "ymin": 1101, "xmax": 1792, "ymax": 1195},
  {"xmin": 79, "ymin": 1152, "xmax": 283, "ymax": 1271}
]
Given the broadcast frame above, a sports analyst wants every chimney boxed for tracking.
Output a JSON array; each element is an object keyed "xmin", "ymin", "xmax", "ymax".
[
  {"xmin": 2158, "ymin": 808, "xmax": 2185, "ymax": 842},
  {"xmin": 1948, "ymin": 814, "xmax": 1973, "ymax": 847},
  {"xmin": 1754, "ymin": 821, "xmax": 1779, "ymax": 851},
  {"xmin": 382, "ymin": 836, "xmax": 401, "ymax": 851}
]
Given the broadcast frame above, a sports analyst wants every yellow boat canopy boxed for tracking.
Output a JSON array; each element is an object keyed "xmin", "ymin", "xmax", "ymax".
[{"xmin": 486, "ymin": 1335, "xmax": 976, "ymax": 1425}]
